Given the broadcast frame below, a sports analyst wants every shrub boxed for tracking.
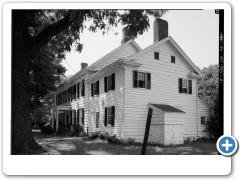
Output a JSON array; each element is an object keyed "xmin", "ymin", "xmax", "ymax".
[
  {"xmin": 32, "ymin": 125, "xmax": 40, "ymax": 130},
  {"xmin": 72, "ymin": 124, "xmax": 84, "ymax": 134},
  {"xmin": 41, "ymin": 125, "xmax": 54, "ymax": 134},
  {"xmin": 67, "ymin": 124, "xmax": 84, "ymax": 137},
  {"xmin": 57, "ymin": 125, "xmax": 68, "ymax": 135}
]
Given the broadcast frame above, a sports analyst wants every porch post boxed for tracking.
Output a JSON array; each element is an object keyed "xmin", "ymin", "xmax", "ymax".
[
  {"xmin": 51, "ymin": 110, "xmax": 54, "ymax": 129},
  {"xmin": 56, "ymin": 109, "xmax": 59, "ymax": 132}
]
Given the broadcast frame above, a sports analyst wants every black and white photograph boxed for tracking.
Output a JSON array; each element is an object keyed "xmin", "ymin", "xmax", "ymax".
[{"xmin": 2, "ymin": 2, "xmax": 234, "ymax": 176}]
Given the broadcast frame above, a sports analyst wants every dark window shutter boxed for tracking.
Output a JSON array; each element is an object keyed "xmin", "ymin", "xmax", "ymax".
[
  {"xmin": 77, "ymin": 109, "xmax": 80, "ymax": 124},
  {"xmin": 77, "ymin": 82, "xmax": 80, "ymax": 98},
  {"xmin": 70, "ymin": 86, "xmax": 73, "ymax": 101},
  {"xmin": 111, "ymin": 106, "xmax": 115, "ymax": 127},
  {"xmin": 96, "ymin": 81, "xmax": 99, "ymax": 95},
  {"xmin": 70, "ymin": 111, "xmax": 72, "ymax": 125},
  {"xmin": 179, "ymin": 78, "xmax": 183, "ymax": 93},
  {"xmin": 104, "ymin": 107, "xmax": 107, "ymax": 126},
  {"xmin": 74, "ymin": 111, "xmax": 77, "ymax": 124},
  {"xmin": 112, "ymin": 73, "xmax": 115, "ymax": 90},
  {"xmin": 91, "ymin": 83, "xmax": 94, "ymax": 96},
  {"xmin": 82, "ymin": 109, "xmax": 85, "ymax": 125},
  {"xmin": 104, "ymin": 76, "xmax": 108, "ymax": 92},
  {"xmin": 82, "ymin": 80, "xmax": 85, "ymax": 97},
  {"xmin": 188, "ymin": 80, "xmax": 192, "ymax": 94},
  {"xmin": 133, "ymin": 70, "xmax": 138, "ymax": 88},
  {"xmin": 147, "ymin": 73, "xmax": 151, "ymax": 89}
]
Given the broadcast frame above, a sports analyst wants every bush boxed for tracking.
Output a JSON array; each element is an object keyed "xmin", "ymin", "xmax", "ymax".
[
  {"xmin": 41, "ymin": 125, "xmax": 54, "ymax": 134},
  {"xmin": 67, "ymin": 124, "xmax": 84, "ymax": 137},
  {"xmin": 32, "ymin": 125, "xmax": 40, "ymax": 130},
  {"xmin": 57, "ymin": 125, "xmax": 68, "ymax": 135},
  {"xmin": 36, "ymin": 120, "xmax": 47, "ymax": 128}
]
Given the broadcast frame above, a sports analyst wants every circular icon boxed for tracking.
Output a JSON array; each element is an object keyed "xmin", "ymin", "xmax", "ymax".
[{"xmin": 216, "ymin": 135, "xmax": 238, "ymax": 156}]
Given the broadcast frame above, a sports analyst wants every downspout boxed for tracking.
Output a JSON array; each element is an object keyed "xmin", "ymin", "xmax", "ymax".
[
  {"xmin": 196, "ymin": 80, "xmax": 199, "ymax": 140},
  {"xmin": 121, "ymin": 63, "xmax": 126, "ymax": 138}
]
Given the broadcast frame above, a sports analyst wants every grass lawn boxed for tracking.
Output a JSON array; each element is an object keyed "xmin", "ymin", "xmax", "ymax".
[{"xmin": 33, "ymin": 131, "xmax": 218, "ymax": 155}]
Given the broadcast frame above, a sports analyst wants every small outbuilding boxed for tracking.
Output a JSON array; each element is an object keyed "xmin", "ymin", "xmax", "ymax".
[{"xmin": 148, "ymin": 103, "xmax": 185, "ymax": 145}]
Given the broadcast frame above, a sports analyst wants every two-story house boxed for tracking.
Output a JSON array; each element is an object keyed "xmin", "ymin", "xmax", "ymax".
[{"xmin": 51, "ymin": 18, "xmax": 211, "ymax": 145}]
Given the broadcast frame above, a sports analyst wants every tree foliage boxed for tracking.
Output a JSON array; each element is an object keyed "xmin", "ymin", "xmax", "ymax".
[{"xmin": 198, "ymin": 64, "xmax": 221, "ymax": 138}]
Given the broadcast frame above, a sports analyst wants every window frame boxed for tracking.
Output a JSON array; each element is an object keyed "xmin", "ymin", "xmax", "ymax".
[
  {"xmin": 154, "ymin": 52, "xmax": 160, "ymax": 60},
  {"xmin": 201, "ymin": 116, "xmax": 206, "ymax": 125},
  {"xmin": 104, "ymin": 73, "xmax": 115, "ymax": 93},
  {"xmin": 182, "ymin": 79, "xmax": 188, "ymax": 94},
  {"xmin": 171, "ymin": 56, "xmax": 176, "ymax": 63},
  {"xmin": 138, "ymin": 71, "xmax": 146, "ymax": 88}
]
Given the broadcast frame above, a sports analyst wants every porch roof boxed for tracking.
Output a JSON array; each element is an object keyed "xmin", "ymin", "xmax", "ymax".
[
  {"xmin": 149, "ymin": 104, "xmax": 185, "ymax": 113},
  {"xmin": 51, "ymin": 105, "xmax": 71, "ymax": 111}
]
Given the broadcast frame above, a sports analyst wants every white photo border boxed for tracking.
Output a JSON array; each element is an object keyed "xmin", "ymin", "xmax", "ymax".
[{"xmin": 3, "ymin": 2, "xmax": 231, "ymax": 175}]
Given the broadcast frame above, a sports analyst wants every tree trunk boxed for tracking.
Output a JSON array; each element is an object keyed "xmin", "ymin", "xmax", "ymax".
[{"xmin": 12, "ymin": 10, "xmax": 44, "ymax": 154}]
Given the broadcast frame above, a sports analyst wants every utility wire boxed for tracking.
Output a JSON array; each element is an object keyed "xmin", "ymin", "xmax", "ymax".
[{"xmin": 64, "ymin": 59, "xmax": 76, "ymax": 73}]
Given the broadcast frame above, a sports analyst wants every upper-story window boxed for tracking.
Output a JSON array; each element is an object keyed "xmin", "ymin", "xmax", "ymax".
[
  {"xmin": 178, "ymin": 78, "xmax": 192, "ymax": 94},
  {"xmin": 154, "ymin": 52, "xmax": 159, "ymax": 60},
  {"xmin": 171, "ymin": 56, "xmax": 175, "ymax": 63},
  {"xmin": 91, "ymin": 81, "xmax": 99, "ymax": 96},
  {"xmin": 133, "ymin": 70, "xmax": 151, "ymax": 89},
  {"xmin": 104, "ymin": 73, "xmax": 115, "ymax": 92}
]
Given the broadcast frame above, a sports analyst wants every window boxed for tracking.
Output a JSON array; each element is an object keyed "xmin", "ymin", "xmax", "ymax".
[
  {"xmin": 104, "ymin": 73, "xmax": 115, "ymax": 92},
  {"xmin": 201, "ymin": 117, "xmax": 206, "ymax": 125},
  {"xmin": 171, "ymin": 56, "xmax": 175, "ymax": 63},
  {"xmin": 91, "ymin": 80, "xmax": 99, "ymax": 96},
  {"xmin": 178, "ymin": 78, "xmax": 192, "ymax": 94},
  {"xmin": 104, "ymin": 106, "xmax": 115, "ymax": 126},
  {"xmin": 154, "ymin": 52, "xmax": 159, "ymax": 60},
  {"xmin": 133, "ymin": 70, "xmax": 151, "ymax": 89},
  {"xmin": 96, "ymin": 112, "xmax": 99, "ymax": 128},
  {"xmin": 139, "ymin": 72, "xmax": 145, "ymax": 88}
]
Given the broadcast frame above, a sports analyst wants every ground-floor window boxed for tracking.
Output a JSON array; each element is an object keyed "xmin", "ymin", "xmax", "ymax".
[
  {"xmin": 201, "ymin": 116, "xmax": 206, "ymax": 125},
  {"xmin": 104, "ymin": 106, "xmax": 115, "ymax": 127}
]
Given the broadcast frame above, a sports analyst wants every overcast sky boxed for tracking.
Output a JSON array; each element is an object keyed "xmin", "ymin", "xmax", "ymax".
[{"xmin": 62, "ymin": 10, "xmax": 219, "ymax": 76}]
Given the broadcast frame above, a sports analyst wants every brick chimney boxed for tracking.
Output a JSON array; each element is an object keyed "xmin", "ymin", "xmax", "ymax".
[
  {"xmin": 121, "ymin": 27, "xmax": 132, "ymax": 45},
  {"xmin": 81, "ymin": 62, "xmax": 88, "ymax": 70},
  {"xmin": 153, "ymin": 18, "xmax": 168, "ymax": 43}
]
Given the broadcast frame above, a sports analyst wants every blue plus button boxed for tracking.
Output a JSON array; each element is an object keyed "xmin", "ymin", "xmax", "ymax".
[{"xmin": 217, "ymin": 135, "xmax": 238, "ymax": 156}]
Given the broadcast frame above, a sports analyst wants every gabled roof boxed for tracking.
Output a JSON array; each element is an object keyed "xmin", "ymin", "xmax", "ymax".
[
  {"xmin": 88, "ymin": 39, "xmax": 141, "ymax": 70},
  {"xmin": 149, "ymin": 103, "xmax": 185, "ymax": 114},
  {"xmin": 126, "ymin": 36, "xmax": 202, "ymax": 76}
]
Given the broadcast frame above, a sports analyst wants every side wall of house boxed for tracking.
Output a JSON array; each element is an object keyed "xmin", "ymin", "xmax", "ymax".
[
  {"xmin": 87, "ymin": 67, "xmax": 125, "ymax": 137},
  {"xmin": 124, "ymin": 42, "xmax": 200, "ymax": 141}
]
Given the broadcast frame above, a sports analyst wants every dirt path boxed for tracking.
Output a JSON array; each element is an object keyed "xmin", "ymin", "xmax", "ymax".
[{"xmin": 33, "ymin": 132, "xmax": 218, "ymax": 155}]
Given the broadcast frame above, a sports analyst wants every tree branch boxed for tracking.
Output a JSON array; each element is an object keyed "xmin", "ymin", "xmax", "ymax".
[{"xmin": 30, "ymin": 11, "xmax": 74, "ymax": 54}]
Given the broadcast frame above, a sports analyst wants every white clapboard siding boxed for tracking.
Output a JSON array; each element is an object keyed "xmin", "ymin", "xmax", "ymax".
[
  {"xmin": 92, "ymin": 43, "xmax": 138, "ymax": 70},
  {"xmin": 197, "ymin": 99, "xmax": 211, "ymax": 137},
  {"xmin": 164, "ymin": 113, "xmax": 184, "ymax": 124},
  {"xmin": 123, "ymin": 42, "xmax": 201, "ymax": 141},
  {"xmin": 88, "ymin": 67, "xmax": 125, "ymax": 137}
]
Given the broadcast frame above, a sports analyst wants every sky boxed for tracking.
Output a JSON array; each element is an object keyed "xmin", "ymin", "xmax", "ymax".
[{"xmin": 62, "ymin": 10, "xmax": 219, "ymax": 76}]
